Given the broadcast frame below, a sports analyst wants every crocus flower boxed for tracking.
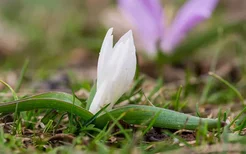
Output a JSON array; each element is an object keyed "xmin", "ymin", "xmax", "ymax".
[
  {"xmin": 118, "ymin": 0, "xmax": 219, "ymax": 55},
  {"xmin": 89, "ymin": 28, "xmax": 137, "ymax": 114}
]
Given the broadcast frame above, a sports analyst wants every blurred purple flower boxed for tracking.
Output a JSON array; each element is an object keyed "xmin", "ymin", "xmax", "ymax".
[
  {"xmin": 118, "ymin": 0, "xmax": 165, "ymax": 55},
  {"xmin": 118, "ymin": 0, "xmax": 219, "ymax": 55}
]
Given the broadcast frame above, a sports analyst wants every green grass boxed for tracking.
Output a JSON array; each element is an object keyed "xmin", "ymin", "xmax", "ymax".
[{"xmin": 1, "ymin": 68, "xmax": 246, "ymax": 153}]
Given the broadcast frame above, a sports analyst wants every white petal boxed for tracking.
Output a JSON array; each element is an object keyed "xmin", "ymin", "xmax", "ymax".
[
  {"xmin": 97, "ymin": 28, "xmax": 113, "ymax": 88},
  {"xmin": 89, "ymin": 81, "xmax": 109, "ymax": 114},
  {"xmin": 110, "ymin": 33, "xmax": 136, "ymax": 107}
]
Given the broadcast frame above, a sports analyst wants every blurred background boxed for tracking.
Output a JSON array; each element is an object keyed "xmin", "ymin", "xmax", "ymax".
[{"xmin": 0, "ymin": 0, "xmax": 245, "ymax": 95}]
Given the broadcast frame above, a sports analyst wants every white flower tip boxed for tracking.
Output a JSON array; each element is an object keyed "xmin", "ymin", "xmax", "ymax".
[
  {"xmin": 124, "ymin": 30, "xmax": 135, "ymax": 46},
  {"xmin": 106, "ymin": 27, "xmax": 114, "ymax": 36},
  {"xmin": 125, "ymin": 30, "xmax": 133, "ymax": 39},
  {"xmin": 127, "ymin": 29, "xmax": 133, "ymax": 35}
]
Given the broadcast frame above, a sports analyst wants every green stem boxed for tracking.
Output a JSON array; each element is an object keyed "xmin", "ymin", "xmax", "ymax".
[
  {"xmin": 0, "ymin": 92, "xmax": 223, "ymax": 130},
  {"xmin": 0, "ymin": 98, "xmax": 93, "ymax": 121},
  {"xmin": 96, "ymin": 105, "xmax": 222, "ymax": 130}
]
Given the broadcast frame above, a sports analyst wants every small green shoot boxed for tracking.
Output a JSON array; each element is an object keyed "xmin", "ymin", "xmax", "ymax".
[
  {"xmin": 174, "ymin": 85, "xmax": 183, "ymax": 111},
  {"xmin": 86, "ymin": 81, "xmax": 97, "ymax": 110},
  {"xmin": 15, "ymin": 59, "xmax": 29, "ymax": 92}
]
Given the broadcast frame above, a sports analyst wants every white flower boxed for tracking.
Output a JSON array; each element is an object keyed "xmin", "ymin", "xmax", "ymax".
[{"xmin": 89, "ymin": 28, "xmax": 137, "ymax": 114}]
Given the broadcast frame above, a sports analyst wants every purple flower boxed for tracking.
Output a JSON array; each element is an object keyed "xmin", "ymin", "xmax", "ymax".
[
  {"xmin": 118, "ymin": 0, "xmax": 165, "ymax": 55},
  {"xmin": 118, "ymin": 0, "xmax": 219, "ymax": 55}
]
